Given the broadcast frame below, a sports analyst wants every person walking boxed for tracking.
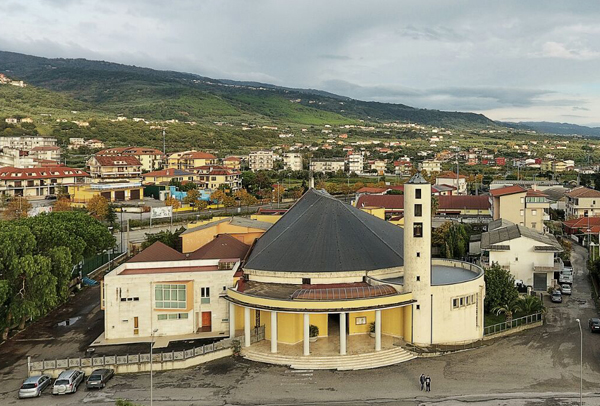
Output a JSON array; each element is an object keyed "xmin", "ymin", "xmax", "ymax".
[
  {"xmin": 425, "ymin": 375, "xmax": 431, "ymax": 392},
  {"xmin": 419, "ymin": 374, "xmax": 425, "ymax": 391}
]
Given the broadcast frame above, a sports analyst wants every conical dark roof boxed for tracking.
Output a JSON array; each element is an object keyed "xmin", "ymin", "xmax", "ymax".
[{"xmin": 244, "ymin": 189, "xmax": 404, "ymax": 273}]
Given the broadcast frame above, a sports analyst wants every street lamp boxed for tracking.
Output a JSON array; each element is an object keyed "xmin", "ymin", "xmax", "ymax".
[
  {"xmin": 575, "ymin": 319, "xmax": 582, "ymax": 406},
  {"xmin": 150, "ymin": 328, "xmax": 158, "ymax": 406}
]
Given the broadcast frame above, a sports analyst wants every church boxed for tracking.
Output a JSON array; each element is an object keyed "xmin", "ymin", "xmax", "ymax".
[{"xmin": 227, "ymin": 173, "xmax": 485, "ymax": 364}]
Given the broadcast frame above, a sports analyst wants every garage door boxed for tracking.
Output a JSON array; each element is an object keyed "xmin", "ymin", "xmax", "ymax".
[
  {"xmin": 101, "ymin": 191, "xmax": 111, "ymax": 200},
  {"xmin": 114, "ymin": 191, "xmax": 125, "ymax": 201},
  {"xmin": 130, "ymin": 189, "xmax": 140, "ymax": 200},
  {"xmin": 533, "ymin": 273, "xmax": 547, "ymax": 291}
]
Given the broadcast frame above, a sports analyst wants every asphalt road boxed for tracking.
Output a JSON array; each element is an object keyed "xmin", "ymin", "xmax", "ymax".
[{"xmin": 2, "ymin": 243, "xmax": 600, "ymax": 406}]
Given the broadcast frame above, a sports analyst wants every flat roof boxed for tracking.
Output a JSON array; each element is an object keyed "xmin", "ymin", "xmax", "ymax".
[
  {"xmin": 383, "ymin": 264, "xmax": 481, "ymax": 286},
  {"xmin": 119, "ymin": 265, "xmax": 219, "ymax": 275}
]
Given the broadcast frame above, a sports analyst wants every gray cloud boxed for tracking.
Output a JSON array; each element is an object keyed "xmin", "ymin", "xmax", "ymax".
[{"xmin": 0, "ymin": 0, "xmax": 599, "ymax": 124}]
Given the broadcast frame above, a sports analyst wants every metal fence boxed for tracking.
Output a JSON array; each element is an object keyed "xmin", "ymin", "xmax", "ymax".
[
  {"xmin": 75, "ymin": 250, "xmax": 125, "ymax": 277},
  {"xmin": 29, "ymin": 340, "xmax": 231, "ymax": 374},
  {"xmin": 251, "ymin": 325, "xmax": 265, "ymax": 344},
  {"xmin": 483, "ymin": 312, "xmax": 544, "ymax": 336}
]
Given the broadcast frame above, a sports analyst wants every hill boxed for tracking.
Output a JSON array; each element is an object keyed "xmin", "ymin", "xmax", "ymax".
[
  {"xmin": 502, "ymin": 121, "xmax": 600, "ymax": 137},
  {"xmin": 0, "ymin": 51, "xmax": 497, "ymax": 128}
]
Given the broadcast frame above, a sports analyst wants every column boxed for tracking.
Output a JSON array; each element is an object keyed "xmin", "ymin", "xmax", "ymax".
[
  {"xmin": 339, "ymin": 312, "xmax": 347, "ymax": 355},
  {"xmin": 303, "ymin": 313, "xmax": 310, "ymax": 356},
  {"xmin": 244, "ymin": 307, "xmax": 251, "ymax": 347},
  {"xmin": 271, "ymin": 311, "xmax": 278, "ymax": 353},
  {"xmin": 229, "ymin": 302, "xmax": 236, "ymax": 338},
  {"xmin": 375, "ymin": 309, "xmax": 382, "ymax": 351}
]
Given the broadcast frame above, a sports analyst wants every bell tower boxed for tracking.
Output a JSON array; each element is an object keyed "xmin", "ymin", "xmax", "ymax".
[{"xmin": 403, "ymin": 172, "xmax": 432, "ymax": 346}]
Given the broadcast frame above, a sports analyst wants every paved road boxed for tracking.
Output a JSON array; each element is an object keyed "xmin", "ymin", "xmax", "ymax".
[{"xmin": 2, "ymin": 243, "xmax": 600, "ymax": 405}]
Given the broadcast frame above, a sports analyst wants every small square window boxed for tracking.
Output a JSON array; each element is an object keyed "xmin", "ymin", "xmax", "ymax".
[
  {"xmin": 413, "ymin": 223, "xmax": 423, "ymax": 238},
  {"xmin": 416, "ymin": 305, "xmax": 420, "ymax": 310},
  {"xmin": 452, "ymin": 299, "xmax": 458, "ymax": 308},
  {"xmin": 416, "ymin": 252, "xmax": 421, "ymax": 257},
  {"xmin": 416, "ymin": 276, "xmax": 420, "ymax": 281}
]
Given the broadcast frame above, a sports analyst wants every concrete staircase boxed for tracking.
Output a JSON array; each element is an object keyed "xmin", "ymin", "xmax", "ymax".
[{"xmin": 242, "ymin": 346, "xmax": 416, "ymax": 370}]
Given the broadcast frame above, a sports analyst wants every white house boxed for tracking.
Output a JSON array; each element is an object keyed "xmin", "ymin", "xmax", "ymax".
[
  {"xmin": 102, "ymin": 241, "xmax": 244, "ymax": 341},
  {"xmin": 478, "ymin": 220, "xmax": 563, "ymax": 290}
]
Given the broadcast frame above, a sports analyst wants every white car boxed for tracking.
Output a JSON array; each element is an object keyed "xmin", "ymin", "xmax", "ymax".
[
  {"xmin": 559, "ymin": 270, "xmax": 573, "ymax": 284},
  {"xmin": 561, "ymin": 284, "xmax": 572, "ymax": 295},
  {"xmin": 52, "ymin": 370, "xmax": 84, "ymax": 395}
]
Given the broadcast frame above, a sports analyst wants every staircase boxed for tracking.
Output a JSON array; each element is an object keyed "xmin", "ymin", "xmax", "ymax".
[{"xmin": 242, "ymin": 346, "xmax": 416, "ymax": 370}]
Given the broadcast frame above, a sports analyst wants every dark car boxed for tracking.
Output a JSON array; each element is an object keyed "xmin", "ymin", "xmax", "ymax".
[
  {"xmin": 86, "ymin": 369, "xmax": 114, "ymax": 389},
  {"xmin": 44, "ymin": 195, "xmax": 57, "ymax": 200},
  {"xmin": 551, "ymin": 290, "xmax": 562, "ymax": 303},
  {"xmin": 589, "ymin": 318, "xmax": 600, "ymax": 333}
]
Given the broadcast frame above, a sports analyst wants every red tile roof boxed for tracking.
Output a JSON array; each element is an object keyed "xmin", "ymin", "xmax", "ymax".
[
  {"xmin": 123, "ymin": 147, "xmax": 164, "ymax": 156},
  {"xmin": 181, "ymin": 151, "xmax": 217, "ymax": 160},
  {"xmin": 30, "ymin": 146, "xmax": 60, "ymax": 151},
  {"xmin": 128, "ymin": 241, "xmax": 186, "ymax": 263},
  {"xmin": 93, "ymin": 155, "xmax": 141, "ymax": 166},
  {"xmin": 356, "ymin": 194, "xmax": 404, "ymax": 209},
  {"xmin": 187, "ymin": 234, "xmax": 250, "ymax": 260},
  {"xmin": 437, "ymin": 171, "xmax": 466, "ymax": 179},
  {"xmin": 97, "ymin": 147, "xmax": 128, "ymax": 155},
  {"xmin": 438, "ymin": 195, "xmax": 491, "ymax": 211},
  {"xmin": 356, "ymin": 187, "xmax": 389, "ymax": 194},
  {"xmin": 489, "ymin": 185, "xmax": 526, "ymax": 197},
  {"xmin": 566, "ymin": 187, "xmax": 600, "ymax": 198},
  {"xmin": 0, "ymin": 166, "xmax": 88, "ymax": 180},
  {"xmin": 143, "ymin": 168, "xmax": 196, "ymax": 178},
  {"xmin": 223, "ymin": 156, "xmax": 241, "ymax": 161},
  {"xmin": 563, "ymin": 216, "xmax": 600, "ymax": 229},
  {"xmin": 526, "ymin": 189, "xmax": 548, "ymax": 197}
]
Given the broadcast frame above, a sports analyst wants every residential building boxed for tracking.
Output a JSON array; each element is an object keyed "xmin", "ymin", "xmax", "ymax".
[
  {"xmin": 248, "ymin": 150, "xmax": 274, "ymax": 171},
  {"xmin": 283, "ymin": 153, "xmax": 303, "ymax": 171},
  {"xmin": 566, "ymin": 186, "xmax": 600, "ymax": 218},
  {"xmin": 223, "ymin": 156, "xmax": 242, "ymax": 171},
  {"xmin": 228, "ymin": 181, "xmax": 484, "ymax": 360},
  {"xmin": 490, "ymin": 186, "xmax": 550, "ymax": 233},
  {"xmin": 435, "ymin": 171, "xmax": 467, "ymax": 195},
  {"xmin": 489, "ymin": 180, "xmax": 559, "ymax": 191},
  {"xmin": 97, "ymin": 147, "xmax": 165, "ymax": 172},
  {"xmin": 87, "ymin": 155, "xmax": 143, "ymax": 181},
  {"xmin": 370, "ymin": 160, "xmax": 386, "ymax": 175},
  {"xmin": 29, "ymin": 146, "xmax": 61, "ymax": 163},
  {"xmin": 101, "ymin": 241, "xmax": 244, "ymax": 341},
  {"xmin": 347, "ymin": 153, "xmax": 364, "ymax": 174},
  {"xmin": 421, "ymin": 160, "xmax": 442, "ymax": 174},
  {"xmin": 168, "ymin": 151, "xmax": 218, "ymax": 170},
  {"xmin": 478, "ymin": 220, "xmax": 563, "ymax": 290},
  {"xmin": 0, "ymin": 148, "xmax": 37, "ymax": 168},
  {"xmin": 310, "ymin": 158, "xmax": 345, "ymax": 173},
  {"xmin": 0, "ymin": 136, "xmax": 57, "ymax": 150},
  {"xmin": 192, "ymin": 165, "xmax": 242, "ymax": 191},
  {"xmin": 142, "ymin": 168, "xmax": 199, "ymax": 185},
  {"xmin": 0, "ymin": 166, "xmax": 88, "ymax": 199}
]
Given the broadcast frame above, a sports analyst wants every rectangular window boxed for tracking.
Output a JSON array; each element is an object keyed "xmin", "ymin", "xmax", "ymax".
[
  {"xmin": 413, "ymin": 222, "xmax": 423, "ymax": 238},
  {"xmin": 452, "ymin": 299, "xmax": 459, "ymax": 309},
  {"xmin": 532, "ymin": 209, "xmax": 537, "ymax": 216},
  {"xmin": 459, "ymin": 297, "xmax": 464, "ymax": 306},
  {"xmin": 155, "ymin": 284, "xmax": 187, "ymax": 309},
  {"xmin": 302, "ymin": 278, "xmax": 311, "ymax": 285},
  {"xmin": 531, "ymin": 222, "xmax": 537, "ymax": 229},
  {"xmin": 158, "ymin": 313, "xmax": 188, "ymax": 320},
  {"xmin": 414, "ymin": 204, "xmax": 422, "ymax": 217},
  {"xmin": 520, "ymin": 209, "xmax": 524, "ymax": 216},
  {"xmin": 201, "ymin": 287, "xmax": 210, "ymax": 304},
  {"xmin": 415, "ymin": 188, "xmax": 421, "ymax": 199}
]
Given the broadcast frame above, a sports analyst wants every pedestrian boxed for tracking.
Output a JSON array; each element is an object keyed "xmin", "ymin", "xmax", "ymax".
[
  {"xmin": 419, "ymin": 373, "xmax": 425, "ymax": 391},
  {"xmin": 425, "ymin": 375, "xmax": 431, "ymax": 392}
]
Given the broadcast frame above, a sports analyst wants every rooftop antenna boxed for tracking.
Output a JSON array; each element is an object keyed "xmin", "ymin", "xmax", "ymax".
[{"xmin": 162, "ymin": 129, "xmax": 166, "ymax": 155}]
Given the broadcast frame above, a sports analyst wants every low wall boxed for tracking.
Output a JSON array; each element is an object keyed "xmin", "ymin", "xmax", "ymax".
[
  {"xmin": 29, "ymin": 348, "xmax": 232, "ymax": 378},
  {"xmin": 482, "ymin": 320, "xmax": 543, "ymax": 341}
]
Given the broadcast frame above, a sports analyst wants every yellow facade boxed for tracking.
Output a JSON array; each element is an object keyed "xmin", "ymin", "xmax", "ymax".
[
  {"xmin": 348, "ymin": 311, "xmax": 376, "ymax": 335},
  {"xmin": 250, "ymin": 214, "xmax": 283, "ymax": 224},
  {"xmin": 68, "ymin": 183, "xmax": 144, "ymax": 205},
  {"xmin": 381, "ymin": 307, "xmax": 404, "ymax": 337},
  {"xmin": 181, "ymin": 221, "xmax": 267, "ymax": 253}
]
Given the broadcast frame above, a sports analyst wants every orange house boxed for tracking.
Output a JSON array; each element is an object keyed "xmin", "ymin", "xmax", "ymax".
[{"xmin": 180, "ymin": 217, "xmax": 272, "ymax": 253}]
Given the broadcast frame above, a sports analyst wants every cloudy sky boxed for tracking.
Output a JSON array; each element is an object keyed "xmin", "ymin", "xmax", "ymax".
[{"xmin": 1, "ymin": 0, "xmax": 599, "ymax": 125}]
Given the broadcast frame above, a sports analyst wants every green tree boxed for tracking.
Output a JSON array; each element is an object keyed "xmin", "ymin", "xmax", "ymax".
[
  {"xmin": 183, "ymin": 188, "xmax": 201, "ymax": 210},
  {"xmin": 432, "ymin": 222, "xmax": 470, "ymax": 259},
  {"xmin": 484, "ymin": 264, "xmax": 519, "ymax": 313},
  {"xmin": 3, "ymin": 197, "xmax": 32, "ymax": 220},
  {"xmin": 141, "ymin": 228, "xmax": 185, "ymax": 250}
]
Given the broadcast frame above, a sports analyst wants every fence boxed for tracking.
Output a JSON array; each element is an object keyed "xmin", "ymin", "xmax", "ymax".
[
  {"xmin": 28, "ymin": 340, "xmax": 231, "ymax": 377},
  {"xmin": 75, "ymin": 250, "xmax": 125, "ymax": 277},
  {"xmin": 483, "ymin": 312, "xmax": 544, "ymax": 336},
  {"xmin": 251, "ymin": 325, "xmax": 265, "ymax": 344}
]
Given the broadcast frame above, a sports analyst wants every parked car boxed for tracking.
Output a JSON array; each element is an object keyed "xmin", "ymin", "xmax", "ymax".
[
  {"xmin": 559, "ymin": 272, "xmax": 573, "ymax": 284},
  {"xmin": 589, "ymin": 318, "xmax": 600, "ymax": 333},
  {"xmin": 551, "ymin": 290, "xmax": 563, "ymax": 303},
  {"xmin": 86, "ymin": 368, "xmax": 114, "ymax": 389},
  {"xmin": 18, "ymin": 375, "xmax": 52, "ymax": 398},
  {"xmin": 560, "ymin": 284, "xmax": 572, "ymax": 295},
  {"xmin": 52, "ymin": 370, "xmax": 84, "ymax": 395},
  {"xmin": 44, "ymin": 194, "xmax": 57, "ymax": 200}
]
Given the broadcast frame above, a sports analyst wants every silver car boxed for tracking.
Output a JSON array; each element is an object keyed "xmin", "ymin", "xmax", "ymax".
[
  {"xmin": 18, "ymin": 375, "xmax": 51, "ymax": 398},
  {"xmin": 52, "ymin": 370, "xmax": 84, "ymax": 395},
  {"xmin": 561, "ymin": 284, "xmax": 572, "ymax": 295}
]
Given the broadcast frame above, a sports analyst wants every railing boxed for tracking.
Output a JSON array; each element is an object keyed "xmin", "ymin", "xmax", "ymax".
[
  {"xmin": 74, "ymin": 250, "xmax": 126, "ymax": 277},
  {"xmin": 28, "ymin": 340, "xmax": 231, "ymax": 375},
  {"xmin": 484, "ymin": 312, "xmax": 544, "ymax": 336},
  {"xmin": 251, "ymin": 325, "xmax": 265, "ymax": 344}
]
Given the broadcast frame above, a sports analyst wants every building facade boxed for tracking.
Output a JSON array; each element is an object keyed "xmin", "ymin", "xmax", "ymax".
[
  {"xmin": 566, "ymin": 187, "xmax": 600, "ymax": 218},
  {"xmin": 249, "ymin": 151, "xmax": 274, "ymax": 171},
  {"xmin": 283, "ymin": 153, "xmax": 303, "ymax": 171},
  {"xmin": 0, "ymin": 166, "xmax": 88, "ymax": 199},
  {"xmin": 348, "ymin": 153, "xmax": 364, "ymax": 174},
  {"xmin": 490, "ymin": 186, "xmax": 550, "ymax": 232},
  {"xmin": 310, "ymin": 159, "xmax": 345, "ymax": 173},
  {"xmin": 87, "ymin": 155, "xmax": 143, "ymax": 182}
]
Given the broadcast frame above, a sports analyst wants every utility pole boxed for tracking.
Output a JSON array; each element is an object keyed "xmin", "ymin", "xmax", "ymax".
[{"xmin": 162, "ymin": 129, "xmax": 166, "ymax": 155}]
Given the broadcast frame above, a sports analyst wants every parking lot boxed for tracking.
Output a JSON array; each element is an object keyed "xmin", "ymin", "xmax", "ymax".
[{"xmin": 1, "ymin": 243, "xmax": 600, "ymax": 406}]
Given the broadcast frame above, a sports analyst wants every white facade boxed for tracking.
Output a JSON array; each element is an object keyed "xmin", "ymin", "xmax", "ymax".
[
  {"xmin": 310, "ymin": 159, "xmax": 345, "ymax": 173},
  {"xmin": 348, "ymin": 153, "xmax": 364, "ymax": 174},
  {"xmin": 249, "ymin": 151, "xmax": 274, "ymax": 171},
  {"xmin": 0, "ymin": 136, "xmax": 57, "ymax": 150},
  {"xmin": 102, "ymin": 258, "xmax": 240, "ymax": 340},
  {"xmin": 421, "ymin": 160, "xmax": 442, "ymax": 174},
  {"xmin": 283, "ymin": 153, "xmax": 303, "ymax": 171}
]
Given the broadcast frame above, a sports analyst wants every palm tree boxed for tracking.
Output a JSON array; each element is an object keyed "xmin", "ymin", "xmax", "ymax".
[
  {"xmin": 492, "ymin": 299, "xmax": 521, "ymax": 322},
  {"xmin": 516, "ymin": 295, "xmax": 546, "ymax": 315}
]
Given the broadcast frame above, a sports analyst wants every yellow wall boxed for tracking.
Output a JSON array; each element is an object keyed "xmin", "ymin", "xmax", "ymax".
[
  {"xmin": 310, "ymin": 314, "xmax": 328, "ymax": 338},
  {"xmin": 359, "ymin": 207, "xmax": 386, "ymax": 220},
  {"xmin": 382, "ymin": 307, "xmax": 403, "ymax": 338},
  {"xmin": 250, "ymin": 214, "xmax": 283, "ymax": 224},
  {"xmin": 181, "ymin": 222, "xmax": 266, "ymax": 253},
  {"xmin": 403, "ymin": 305, "xmax": 413, "ymax": 343},
  {"xmin": 278, "ymin": 312, "xmax": 304, "ymax": 344},
  {"xmin": 348, "ymin": 311, "xmax": 375, "ymax": 335},
  {"xmin": 234, "ymin": 305, "xmax": 245, "ymax": 331}
]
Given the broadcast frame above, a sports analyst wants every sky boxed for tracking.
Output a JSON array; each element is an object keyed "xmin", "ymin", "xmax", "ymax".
[{"xmin": 1, "ymin": 0, "xmax": 599, "ymax": 126}]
